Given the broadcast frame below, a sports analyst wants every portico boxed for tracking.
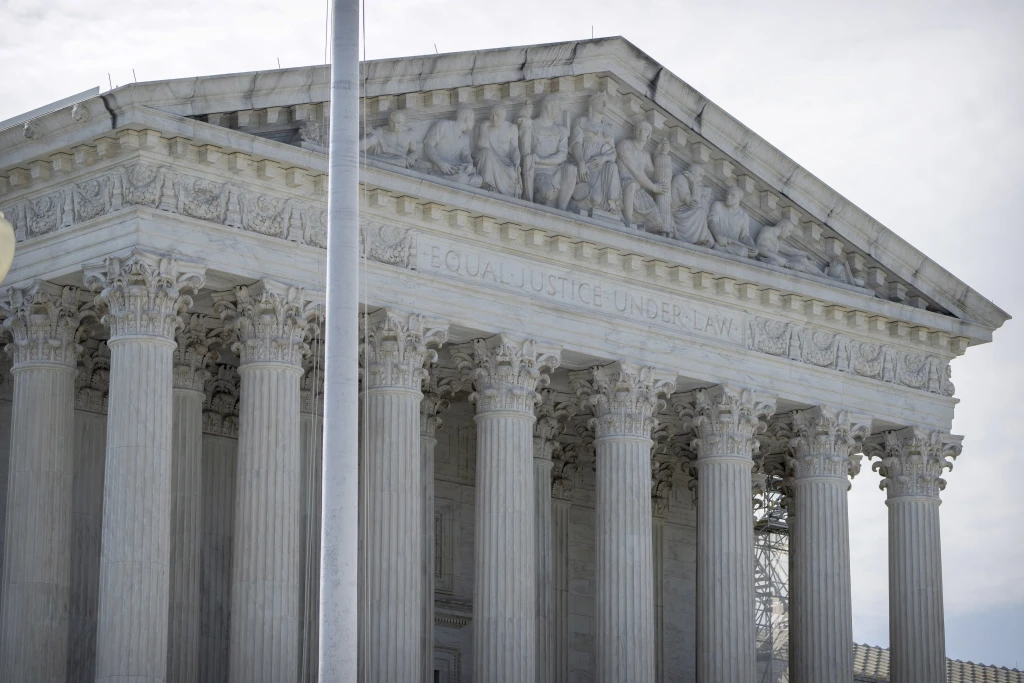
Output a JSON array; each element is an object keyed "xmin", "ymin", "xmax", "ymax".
[{"xmin": 0, "ymin": 37, "xmax": 1006, "ymax": 683}]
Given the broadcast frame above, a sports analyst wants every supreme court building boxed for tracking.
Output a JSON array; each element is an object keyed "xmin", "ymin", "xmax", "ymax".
[{"xmin": 0, "ymin": 37, "xmax": 1009, "ymax": 683}]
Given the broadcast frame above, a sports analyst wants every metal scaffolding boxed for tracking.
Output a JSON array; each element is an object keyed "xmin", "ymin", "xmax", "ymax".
[{"xmin": 754, "ymin": 471, "xmax": 790, "ymax": 683}]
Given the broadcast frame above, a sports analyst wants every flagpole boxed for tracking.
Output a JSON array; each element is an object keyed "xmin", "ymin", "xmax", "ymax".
[{"xmin": 319, "ymin": 0, "xmax": 360, "ymax": 678}]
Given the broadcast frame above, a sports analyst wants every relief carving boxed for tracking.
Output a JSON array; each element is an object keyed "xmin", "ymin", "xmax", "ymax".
[
  {"xmin": 748, "ymin": 316, "xmax": 955, "ymax": 396},
  {"xmin": 360, "ymin": 111, "xmax": 422, "ymax": 169},
  {"xmin": 473, "ymin": 105, "xmax": 522, "ymax": 198},
  {"xmin": 421, "ymin": 107, "xmax": 481, "ymax": 187},
  {"xmin": 708, "ymin": 186, "xmax": 757, "ymax": 258},
  {"xmin": 360, "ymin": 220, "xmax": 415, "ymax": 268},
  {"xmin": 569, "ymin": 92, "xmax": 621, "ymax": 215},
  {"xmin": 617, "ymin": 121, "xmax": 669, "ymax": 230},
  {"xmin": 521, "ymin": 97, "xmax": 576, "ymax": 210}
]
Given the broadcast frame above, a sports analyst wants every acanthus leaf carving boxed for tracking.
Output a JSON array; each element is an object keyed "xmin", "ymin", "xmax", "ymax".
[
  {"xmin": 83, "ymin": 249, "xmax": 206, "ymax": 340},
  {"xmin": 76, "ymin": 340, "xmax": 110, "ymax": 413},
  {"xmin": 360, "ymin": 219, "xmax": 416, "ymax": 269},
  {"xmin": 570, "ymin": 361, "xmax": 675, "ymax": 440},
  {"xmin": 203, "ymin": 364, "xmax": 240, "ymax": 437},
  {"xmin": 420, "ymin": 365, "xmax": 459, "ymax": 438},
  {"xmin": 359, "ymin": 309, "xmax": 448, "ymax": 391},
  {"xmin": 533, "ymin": 388, "xmax": 577, "ymax": 461},
  {"xmin": 301, "ymin": 340, "xmax": 325, "ymax": 415},
  {"xmin": 1, "ymin": 280, "xmax": 88, "ymax": 367},
  {"xmin": 864, "ymin": 427, "xmax": 962, "ymax": 500},
  {"xmin": 788, "ymin": 406, "xmax": 871, "ymax": 483},
  {"xmin": 678, "ymin": 384, "xmax": 776, "ymax": 461},
  {"xmin": 214, "ymin": 280, "xmax": 320, "ymax": 367},
  {"xmin": 173, "ymin": 313, "xmax": 228, "ymax": 392},
  {"xmin": 451, "ymin": 334, "xmax": 560, "ymax": 415}
]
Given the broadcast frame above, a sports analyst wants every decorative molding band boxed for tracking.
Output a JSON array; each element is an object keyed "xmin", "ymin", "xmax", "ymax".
[{"xmin": 748, "ymin": 317, "xmax": 954, "ymax": 397}]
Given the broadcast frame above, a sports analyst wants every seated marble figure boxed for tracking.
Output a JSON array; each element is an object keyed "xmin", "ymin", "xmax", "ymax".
[
  {"xmin": 616, "ymin": 120, "xmax": 669, "ymax": 230},
  {"xmin": 473, "ymin": 105, "xmax": 522, "ymax": 198},
  {"xmin": 569, "ymin": 92, "xmax": 622, "ymax": 215},
  {"xmin": 359, "ymin": 111, "xmax": 421, "ymax": 169},
  {"xmin": 708, "ymin": 186, "xmax": 758, "ymax": 258},
  {"xmin": 421, "ymin": 107, "xmax": 482, "ymax": 187},
  {"xmin": 755, "ymin": 216, "xmax": 823, "ymax": 276},
  {"xmin": 520, "ymin": 96, "xmax": 578, "ymax": 210},
  {"xmin": 670, "ymin": 163, "xmax": 715, "ymax": 247}
]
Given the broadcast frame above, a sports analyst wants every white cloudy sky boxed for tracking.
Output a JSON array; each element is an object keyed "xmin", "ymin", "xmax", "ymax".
[{"xmin": 3, "ymin": 0, "xmax": 1022, "ymax": 669}]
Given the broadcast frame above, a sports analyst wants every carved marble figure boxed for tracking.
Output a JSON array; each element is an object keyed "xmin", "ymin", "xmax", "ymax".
[
  {"xmin": 473, "ymin": 105, "xmax": 522, "ymax": 198},
  {"xmin": 670, "ymin": 164, "xmax": 715, "ymax": 247},
  {"xmin": 616, "ymin": 121, "xmax": 669, "ymax": 230},
  {"xmin": 708, "ymin": 186, "xmax": 757, "ymax": 258},
  {"xmin": 524, "ymin": 96, "xmax": 577, "ymax": 211},
  {"xmin": 755, "ymin": 216, "xmax": 823, "ymax": 276},
  {"xmin": 825, "ymin": 258, "xmax": 865, "ymax": 286},
  {"xmin": 359, "ymin": 111, "xmax": 421, "ymax": 169},
  {"xmin": 516, "ymin": 101, "xmax": 535, "ymax": 202},
  {"xmin": 421, "ymin": 107, "xmax": 482, "ymax": 187},
  {"xmin": 569, "ymin": 93, "xmax": 622, "ymax": 214}
]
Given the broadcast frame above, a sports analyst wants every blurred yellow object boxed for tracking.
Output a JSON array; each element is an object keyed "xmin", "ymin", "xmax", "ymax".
[{"xmin": 0, "ymin": 211, "xmax": 14, "ymax": 284}]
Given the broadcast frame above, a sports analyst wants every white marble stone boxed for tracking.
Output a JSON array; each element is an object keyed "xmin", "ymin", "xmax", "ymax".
[
  {"xmin": 216, "ymin": 280, "xmax": 317, "ymax": 683},
  {"xmin": 866, "ymin": 427, "xmax": 962, "ymax": 683},
  {"xmin": 359, "ymin": 309, "xmax": 446, "ymax": 683},
  {"xmin": 0, "ymin": 282, "xmax": 82, "ymax": 683},
  {"xmin": 85, "ymin": 250, "xmax": 205, "ymax": 683},
  {"xmin": 453, "ymin": 334, "xmax": 559, "ymax": 683}
]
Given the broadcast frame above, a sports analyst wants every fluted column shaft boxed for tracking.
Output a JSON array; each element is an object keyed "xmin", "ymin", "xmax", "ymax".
[
  {"xmin": 573, "ymin": 361, "xmax": 674, "ymax": 683},
  {"xmin": 218, "ymin": 280, "xmax": 318, "ymax": 683},
  {"xmin": 596, "ymin": 434, "xmax": 655, "ymax": 681},
  {"xmin": 421, "ymin": 429, "xmax": 437, "ymax": 683},
  {"xmin": 454, "ymin": 335, "xmax": 559, "ymax": 683},
  {"xmin": 0, "ymin": 364, "xmax": 77, "ymax": 682},
  {"xmin": 299, "ymin": 406, "xmax": 323, "ymax": 683},
  {"xmin": 359, "ymin": 310, "xmax": 446, "ymax": 683},
  {"xmin": 86, "ymin": 251, "xmax": 206, "ymax": 683},
  {"xmin": 868, "ymin": 427, "xmax": 961, "ymax": 683},
  {"xmin": 0, "ymin": 282, "xmax": 83, "ymax": 683},
  {"xmin": 551, "ymin": 497, "xmax": 571, "ymax": 683},
  {"xmin": 534, "ymin": 452, "xmax": 554, "ymax": 683},
  {"xmin": 652, "ymin": 515, "xmax": 666, "ymax": 683},
  {"xmin": 788, "ymin": 407, "xmax": 869, "ymax": 683},
  {"xmin": 686, "ymin": 385, "xmax": 775, "ymax": 683},
  {"xmin": 167, "ymin": 387, "xmax": 204, "ymax": 682}
]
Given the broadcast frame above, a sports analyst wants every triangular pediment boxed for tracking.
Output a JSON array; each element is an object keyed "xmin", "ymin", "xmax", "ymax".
[{"xmin": 0, "ymin": 37, "xmax": 1008, "ymax": 335}]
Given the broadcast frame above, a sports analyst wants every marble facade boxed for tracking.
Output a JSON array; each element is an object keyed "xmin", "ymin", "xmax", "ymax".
[{"xmin": 0, "ymin": 37, "xmax": 1009, "ymax": 683}]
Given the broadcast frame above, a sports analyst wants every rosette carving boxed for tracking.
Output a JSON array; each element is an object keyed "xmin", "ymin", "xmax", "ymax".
[
  {"xmin": 451, "ymin": 334, "xmax": 560, "ymax": 414},
  {"xmin": 1, "ymin": 280, "xmax": 87, "ymax": 367},
  {"xmin": 420, "ymin": 366, "xmax": 459, "ymax": 438},
  {"xmin": 678, "ymin": 384, "xmax": 776, "ymax": 460},
  {"xmin": 359, "ymin": 309, "xmax": 448, "ymax": 391},
  {"xmin": 214, "ymin": 280, "xmax": 320, "ymax": 367},
  {"xmin": 571, "ymin": 361, "xmax": 675, "ymax": 439},
  {"xmin": 84, "ymin": 249, "xmax": 206, "ymax": 340},
  {"xmin": 864, "ymin": 427, "xmax": 963, "ymax": 499},
  {"xmin": 788, "ymin": 406, "xmax": 871, "ymax": 483}
]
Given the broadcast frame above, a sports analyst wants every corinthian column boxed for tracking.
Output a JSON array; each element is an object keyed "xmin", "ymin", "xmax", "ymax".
[
  {"xmin": 299, "ymin": 347, "xmax": 324, "ymax": 683},
  {"xmin": 360, "ymin": 309, "xmax": 448, "ymax": 683},
  {"xmin": 216, "ymin": 281, "xmax": 319, "ymax": 683},
  {"xmin": 788, "ymin": 407, "xmax": 871, "ymax": 683},
  {"xmin": 0, "ymin": 282, "xmax": 84, "ymax": 683},
  {"xmin": 167, "ymin": 315, "xmax": 220, "ymax": 683},
  {"xmin": 551, "ymin": 437, "xmax": 585, "ymax": 683},
  {"xmin": 420, "ymin": 369, "xmax": 456, "ymax": 683},
  {"xmin": 533, "ymin": 390, "xmax": 575, "ymax": 683},
  {"xmin": 571, "ymin": 361, "xmax": 675, "ymax": 683},
  {"xmin": 682, "ymin": 384, "xmax": 775, "ymax": 683},
  {"xmin": 866, "ymin": 427, "xmax": 962, "ymax": 683},
  {"xmin": 84, "ymin": 250, "xmax": 206, "ymax": 683},
  {"xmin": 453, "ymin": 334, "xmax": 560, "ymax": 683}
]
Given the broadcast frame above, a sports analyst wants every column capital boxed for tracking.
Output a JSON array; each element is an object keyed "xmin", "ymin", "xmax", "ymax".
[
  {"xmin": 84, "ymin": 249, "xmax": 206, "ymax": 341},
  {"xmin": 452, "ymin": 333, "xmax": 560, "ymax": 414},
  {"xmin": 651, "ymin": 458, "xmax": 676, "ymax": 518},
  {"xmin": 300, "ymin": 343, "xmax": 325, "ymax": 415},
  {"xmin": 570, "ymin": 361, "xmax": 675, "ymax": 439},
  {"xmin": 360, "ymin": 308, "xmax": 448, "ymax": 391},
  {"xmin": 214, "ymin": 280, "xmax": 320, "ymax": 367},
  {"xmin": 173, "ymin": 314, "xmax": 227, "ymax": 392},
  {"xmin": 552, "ymin": 427, "xmax": 592, "ymax": 500},
  {"xmin": 420, "ymin": 366, "xmax": 459, "ymax": 437},
  {"xmin": 1, "ymin": 280, "xmax": 88, "ymax": 368},
  {"xmin": 789, "ymin": 406, "xmax": 872, "ymax": 483},
  {"xmin": 76, "ymin": 340, "xmax": 110, "ymax": 413},
  {"xmin": 202, "ymin": 364, "xmax": 240, "ymax": 437},
  {"xmin": 534, "ymin": 389, "xmax": 577, "ymax": 460},
  {"xmin": 865, "ymin": 427, "xmax": 963, "ymax": 500},
  {"xmin": 675, "ymin": 384, "xmax": 776, "ymax": 460}
]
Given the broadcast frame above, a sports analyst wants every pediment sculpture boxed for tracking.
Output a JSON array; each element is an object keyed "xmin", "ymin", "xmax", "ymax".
[{"xmin": 359, "ymin": 90, "xmax": 863, "ymax": 287}]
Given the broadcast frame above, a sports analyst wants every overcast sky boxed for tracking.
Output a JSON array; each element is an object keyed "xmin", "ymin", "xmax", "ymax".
[{"xmin": 3, "ymin": 0, "xmax": 1022, "ymax": 670}]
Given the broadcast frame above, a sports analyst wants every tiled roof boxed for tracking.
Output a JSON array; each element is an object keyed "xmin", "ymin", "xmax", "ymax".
[{"xmin": 853, "ymin": 643, "xmax": 1024, "ymax": 683}]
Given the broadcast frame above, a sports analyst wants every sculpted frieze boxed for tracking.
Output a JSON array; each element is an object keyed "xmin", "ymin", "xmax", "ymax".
[
  {"xmin": 356, "ymin": 87, "xmax": 867, "ymax": 289},
  {"xmin": 1, "ymin": 161, "xmax": 325, "ymax": 247},
  {"xmin": 748, "ymin": 316, "xmax": 954, "ymax": 396}
]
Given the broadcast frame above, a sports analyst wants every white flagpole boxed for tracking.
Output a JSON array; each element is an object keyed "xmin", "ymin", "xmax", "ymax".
[{"xmin": 319, "ymin": 0, "xmax": 360, "ymax": 678}]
